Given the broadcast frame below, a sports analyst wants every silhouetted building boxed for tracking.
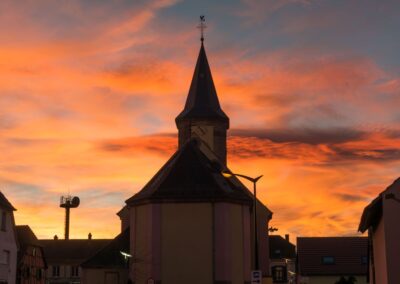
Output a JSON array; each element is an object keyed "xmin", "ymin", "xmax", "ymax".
[
  {"xmin": 0, "ymin": 191, "xmax": 18, "ymax": 284},
  {"xmin": 39, "ymin": 237, "xmax": 110, "ymax": 284},
  {"xmin": 359, "ymin": 177, "xmax": 400, "ymax": 284},
  {"xmin": 122, "ymin": 39, "xmax": 272, "ymax": 283},
  {"xmin": 81, "ymin": 229, "xmax": 130, "ymax": 284},
  {"xmin": 16, "ymin": 225, "xmax": 47, "ymax": 284},
  {"xmin": 297, "ymin": 237, "xmax": 368, "ymax": 284},
  {"xmin": 269, "ymin": 234, "xmax": 296, "ymax": 283}
]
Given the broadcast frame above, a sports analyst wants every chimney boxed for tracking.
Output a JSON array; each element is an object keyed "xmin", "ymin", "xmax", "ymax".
[
  {"xmin": 285, "ymin": 234, "xmax": 289, "ymax": 242},
  {"xmin": 88, "ymin": 232, "xmax": 92, "ymax": 240}
]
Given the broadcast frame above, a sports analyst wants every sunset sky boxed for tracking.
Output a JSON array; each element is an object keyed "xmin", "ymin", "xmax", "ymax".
[{"xmin": 1, "ymin": 0, "xmax": 399, "ymax": 240}]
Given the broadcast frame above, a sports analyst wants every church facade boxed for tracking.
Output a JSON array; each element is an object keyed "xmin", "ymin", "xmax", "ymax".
[{"xmin": 122, "ymin": 40, "xmax": 272, "ymax": 284}]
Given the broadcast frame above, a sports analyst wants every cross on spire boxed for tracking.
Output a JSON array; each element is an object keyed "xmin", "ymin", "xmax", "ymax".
[{"xmin": 198, "ymin": 15, "xmax": 206, "ymax": 42}]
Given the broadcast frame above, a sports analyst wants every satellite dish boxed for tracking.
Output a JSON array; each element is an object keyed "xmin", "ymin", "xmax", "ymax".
[{"xmin": 71, "ymin": 196, "xmax": 80, "ymax": 208}]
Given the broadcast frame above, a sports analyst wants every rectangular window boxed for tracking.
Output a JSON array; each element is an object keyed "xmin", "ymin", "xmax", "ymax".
[
  {"xmin": 36, "ymin": 269, "xmax": 42, "ymax": 280},
  {"xmin": 52, "ymin": 265, "xmax": 60, "ymax": 277},
  {"xmin": 322, "ymin": 256, "xmax": 335, "ymax": 265},
  {"xmin": 71, "ymin": 266, "xmax": 79, "ymax": 277},
  {"xmin": 272, "ymin": 265, "xmax": 287, "ymax": 282},
  {"xmin": 0, "ymin": 250, "xmax": 10, "ymax": 265},
  {"xmin": 1, "ymin": 211, "xmax": 6, "ymax": 231},
  {"xmin": 362, "ymin": 256, "xmax": 368, "ymax": 265}
]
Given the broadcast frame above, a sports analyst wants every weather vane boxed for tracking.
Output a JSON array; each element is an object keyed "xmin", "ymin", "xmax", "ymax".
[{"xmin": 198, "ymin": 15, "xmax": 207, "ymax": 42}]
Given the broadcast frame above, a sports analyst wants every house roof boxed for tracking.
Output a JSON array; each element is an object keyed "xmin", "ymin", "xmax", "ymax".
[
  {"xmin": 39, "ymin": 238, "xmax": 111, "ymax": 264},
  {"xmin": 16, "ymin": 225, "xmax": 40, "ymax": 247},
  {"xmin": 126, "ymin": 139, "xmax": 254, "ymax": 206},
  {"xmin": 175, "ymin": 42, "xmax": 229, "ymax": 125},
  {"xmin": 81, "ymin": 228, "xmax": 129, "ymax": 269},
  {"xmin": 297, "ymin": 237, "xmax": 368, "ymax": 276},
  {"xmin": 358, "ymin": 177, "xmax": 400, "ymax": 233},
  {"xmin": 269, "ymin": 235, "xmax": 296, "ymax": 259},
  {"xmin": 0, "ymin": 191, "xmax": 16, "ymax": 211},
  {"xmin": 16, "ymin": 225, "xmax": 47, "ymax": 268}
]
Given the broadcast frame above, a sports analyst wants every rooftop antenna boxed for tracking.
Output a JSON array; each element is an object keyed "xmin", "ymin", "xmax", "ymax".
[
  {"xmin": 60, "ymin": 193, "xmax": 80, "ymax": 240},
  {"xmin": 198, "ymin": 15, "xmax": 207, "ymax": 43}
]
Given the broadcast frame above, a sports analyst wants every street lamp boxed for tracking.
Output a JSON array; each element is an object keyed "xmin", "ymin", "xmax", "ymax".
[{"xmin": 222, "ymin": 171, "xmax": 263, "ymax": 271}]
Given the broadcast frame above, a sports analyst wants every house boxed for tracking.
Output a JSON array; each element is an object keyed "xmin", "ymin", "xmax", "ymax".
[
  {"xmin": 39, "ymin": 236, "xmax": 110, "ymax": 284},
  {"xmin": 269, "ymin": 234, "xmax": 296, "ymax": 283},
  {"xmin": 358, "ymin": 177, "xmax": 400, "ymax": 284},
  {"xmin": 297, "ymin": 237, "xmax": 368, "ymax": 284},
  {"xmin": 122, "ymin": 37, "xmax": 273, "ymax": 283},
  {"xmin": 0, "ymin": 191, "xmax": 18, "ymax": 284},
  {"xmin": 80, "ymin": 229, "xmax": 130, "ymax": 284},
  {"xmin": 15, "ymin": 225, "xmax": 47, "ymax": 284}
]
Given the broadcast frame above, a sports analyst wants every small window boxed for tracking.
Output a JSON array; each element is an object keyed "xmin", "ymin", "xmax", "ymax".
[
  {"xmin": 71, "ymin": 266, "xmax": 79, "ymax": 277},
  {"xmin": 361, "ymin": 256, "xmax": 368, "ymax": 265},
  {"xmin": 322, "ymin": 256, "xmax": 335, "ymax": 265},
  {"xmin": 1, "ymin": 211, "xmax": 6, "ymax": 231},
  {"xmin": 52, "ymin": 265, "xmax": 60, "ymax": 277},
  {"xmin": 32, "ymin": 248, "xmax": 36, "ymax": 256},
  {"xmin": 1, "ymin": 250, "xmax": 10, "ymax": 265}
]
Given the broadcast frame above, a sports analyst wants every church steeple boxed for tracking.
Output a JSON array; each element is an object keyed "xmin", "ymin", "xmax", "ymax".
[{"xmin": 176, "ymin": 38, "xmax": 229, "ymax": 165}]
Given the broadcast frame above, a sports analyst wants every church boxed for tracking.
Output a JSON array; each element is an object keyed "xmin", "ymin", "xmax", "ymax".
[
  {"xmin": 80, "ymin": 32, "xmax": 273, "ymax": 284},
  {"xmin": 118, "ymin": 36, "xmax": 273, "ymax": 283}
]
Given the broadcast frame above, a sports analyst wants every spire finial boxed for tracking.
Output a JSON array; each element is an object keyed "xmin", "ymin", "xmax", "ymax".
[{"xmin": 198, "ymin": 15, "xmax": 206, "ymax": 43}]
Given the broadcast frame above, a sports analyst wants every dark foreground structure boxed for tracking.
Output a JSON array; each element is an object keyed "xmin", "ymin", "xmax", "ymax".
[{"xmin": 297, "ymin": 237, "xmax": 368, "ymax": 284}]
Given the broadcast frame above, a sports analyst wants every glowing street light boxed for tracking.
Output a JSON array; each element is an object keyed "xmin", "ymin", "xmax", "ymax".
[{"xmin": 222, "ymin": 171, "xmax": 263, "ymax": 271}]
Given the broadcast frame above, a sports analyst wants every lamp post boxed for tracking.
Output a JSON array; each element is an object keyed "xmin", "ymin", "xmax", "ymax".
[{"xmin": 222, "ymin": 171, "xmax": 263, "ymax": 271}]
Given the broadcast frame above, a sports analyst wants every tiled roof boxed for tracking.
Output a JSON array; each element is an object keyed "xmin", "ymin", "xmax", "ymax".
[
  {"xmin": 39, "ymin": 238, "xmax": 111, "ymax": 264},
  {"xmin": 126, "ymin": 139, "xmax": 254, "ymax": 206},
  {"xmin": 16, "ymin": 225, "xmax": 47, "ymax": 268},
  {"xmin": 297, "ymin": 237, "xmax": 368, "ymax": 276},
  {"xmin": 0, "ymin": 191, "xmax": 16, "ymax": 211},
  {"xmin": 16, "ymin": 225, "xmax": 40, "ymax": 247},
  {"xmin": 175, "ymin": 42, "xmax": 229, "ymax": 125},
  {"xmin": 81, "ymin": 229, "xmax": 129, "ymax": 268},
  {"xmin": 269, "ymin": 235, "xmax": 296, "ymax": 259}
]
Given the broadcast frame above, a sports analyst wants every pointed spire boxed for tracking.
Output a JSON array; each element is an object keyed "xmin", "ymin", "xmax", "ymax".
[{"xmin": 175, "ymin": 42, "xmax": 229, "ymax": 124}]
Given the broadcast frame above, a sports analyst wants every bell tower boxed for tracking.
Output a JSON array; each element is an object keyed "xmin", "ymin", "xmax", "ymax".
[{"xmin": 175, "ymin": 20, "xmax": 229, "ymax": 165}]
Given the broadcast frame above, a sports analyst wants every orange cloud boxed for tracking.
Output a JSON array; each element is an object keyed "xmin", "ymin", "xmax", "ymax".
[{"xmin": 1, "ymin": 0, "xmax": 399, "ymax": 241}]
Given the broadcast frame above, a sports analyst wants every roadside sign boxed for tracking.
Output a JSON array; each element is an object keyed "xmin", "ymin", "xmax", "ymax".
[{"xmin": 251, "ymin": 270, "xmax": 262, "ymax": 283}]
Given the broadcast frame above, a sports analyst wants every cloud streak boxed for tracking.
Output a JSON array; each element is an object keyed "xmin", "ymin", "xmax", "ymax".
[{"xmin": 0, "ymin": 0, "xmax": 399, "ymax": 240}]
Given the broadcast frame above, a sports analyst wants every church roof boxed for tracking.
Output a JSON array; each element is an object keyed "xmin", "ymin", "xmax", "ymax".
[
  {"xmin": 126, "ymin": 139, "xmax": 253, "ymax": 206},
  {"xmin": 175, "ymin": 42, "xmax": 229, "ymax": 125},
  {"xmin": 0, "ymin": 191, "xmax": 16, "ymax": 211}
]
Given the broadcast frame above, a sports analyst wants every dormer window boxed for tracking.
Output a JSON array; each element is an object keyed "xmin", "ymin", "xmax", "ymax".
[{"xmin": 321, "ymin": 256, "xmax": 335, "ymax": 265}]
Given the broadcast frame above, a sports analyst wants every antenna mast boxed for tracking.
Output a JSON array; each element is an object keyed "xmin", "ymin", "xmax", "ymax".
[{"xmin": 60, "ymin": 194, "xmax": 80, "ymax": 240}]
